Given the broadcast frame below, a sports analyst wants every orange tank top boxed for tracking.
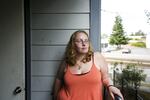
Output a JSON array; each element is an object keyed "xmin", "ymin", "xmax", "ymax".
[{"xmin": 57, "ymin": 59, "xmax": 103, "ymax": 100}]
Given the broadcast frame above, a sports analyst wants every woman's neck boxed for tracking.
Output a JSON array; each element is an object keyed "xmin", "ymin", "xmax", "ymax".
[{"xmin": 76, "ymin": 53, "xmax": 86, "ymax": 62}]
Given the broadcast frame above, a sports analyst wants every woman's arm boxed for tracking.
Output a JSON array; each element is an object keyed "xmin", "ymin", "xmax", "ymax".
[
  {"xmin": 53, "ymin": 61, "xmax": 66, "ymax": 100},
  {"xmin": 53, "ymin": 78, "xmax": 62, "ymax": 100},
  {"xmin": 95, "ymin": 52, "xmax": 112, "ymax": 86},
  {"xmin": 95, "ymin": 52, "xmax": 124, "ymax": 100}
]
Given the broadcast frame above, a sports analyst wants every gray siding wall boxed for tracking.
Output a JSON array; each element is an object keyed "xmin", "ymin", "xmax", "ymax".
[{"xmin": 31, "ymin": 0, "xmax": 90, "ymax": 100}]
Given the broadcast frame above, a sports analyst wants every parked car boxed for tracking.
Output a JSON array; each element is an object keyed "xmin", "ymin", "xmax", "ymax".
[
  {"xmin": 121, "ymin": 48, "xmax": 131, "ymax": 54},
  {"xmin": 103, "ymin": 47, "xmax": 116, "ymax": 52}
]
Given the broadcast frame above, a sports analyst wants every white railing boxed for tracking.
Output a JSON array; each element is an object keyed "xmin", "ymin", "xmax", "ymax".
[{"xmin": 102, "ymin": 53, "xmax": 150, "ymax": 66}]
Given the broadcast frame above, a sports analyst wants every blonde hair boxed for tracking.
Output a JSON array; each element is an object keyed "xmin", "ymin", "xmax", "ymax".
[{"xmin": 65, "ymin": 30, "xmax": 93, "ymax": 66}]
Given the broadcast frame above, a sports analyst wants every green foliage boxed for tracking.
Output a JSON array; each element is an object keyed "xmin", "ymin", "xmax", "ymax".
[
  {"xmin": 109, "ymin": 15, "xmax": 129, "ymax": 48},
  {"xmin": 134, "ymin": 38, "xmax": 140, "ymax": 41},
  {"xmin": 130, "ymin": 42, "xmax": 146, "ymax": 48},
  {"xmin": 130, "ymin": 30, "xmax": 145, "ymax": 36},
  {"xmin": 135, "ymin": 30, "xmax": 145, "ymax": 36},
  {"xmin": 116, "ymin": 64, "xmax": 146, "ymax": 88}
]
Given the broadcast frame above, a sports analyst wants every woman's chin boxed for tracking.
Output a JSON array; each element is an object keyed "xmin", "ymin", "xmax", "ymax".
[{"xmin": 80, "ymin": 50, "xmax": 88, "ymax": 54}]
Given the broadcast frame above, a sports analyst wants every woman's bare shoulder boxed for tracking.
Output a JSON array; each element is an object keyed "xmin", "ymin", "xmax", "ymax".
[
  {"xmin": 94, "ymin": 52, "xmax": 105, "ymax": 59},
  {"xmin": 94, "ymin": 52, "xmax": 107, "ymax": 68}
]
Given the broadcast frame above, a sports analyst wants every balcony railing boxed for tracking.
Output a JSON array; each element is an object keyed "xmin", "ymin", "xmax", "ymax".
[
  {"xmin": 102, "ymin": 53, "xmax": 150, "ymax": 66},
  {"xmin": 102, "ymin": 53, "xmax": 150, "ymax": 100}
]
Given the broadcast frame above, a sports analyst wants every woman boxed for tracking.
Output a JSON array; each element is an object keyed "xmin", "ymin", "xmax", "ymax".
[{"xmin": 53, "ymin": 30, "xmax": 124, "ymax": 100}]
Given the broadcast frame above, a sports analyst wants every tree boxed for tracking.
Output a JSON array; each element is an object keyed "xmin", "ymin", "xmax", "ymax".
[
  {"xmin": 145, "ymin": 10, "xmax": 150, "ymax": 25},
  {"xmin": 115, "ymin": 63, "xmax": 146, "ymax": 99},
  {"xmin": 130, "ymin": 30, "xmax": 145, "ymax": 36},
  {"xmin": 116, "ymin": 64, "xmax": 146, "ymax": 90},
  {"xmin": 101, "ymin": 33, "xmax": 108, "ymax": 39},
  {"xmin": 109, "ymin": 15, "xmax": 129, "ymax": 49},
  {"xmin": 134, "ymin": 30, "xmax": 145, "ymax": 36}
]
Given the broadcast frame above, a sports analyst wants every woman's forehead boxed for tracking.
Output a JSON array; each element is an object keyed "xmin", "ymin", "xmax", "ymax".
[{"xmin": 75, "ymin": 32, "xmax": 88, "ymax": 39}]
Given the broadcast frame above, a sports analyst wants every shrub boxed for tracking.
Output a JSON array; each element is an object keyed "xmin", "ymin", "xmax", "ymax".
[
  {"xmin": 130, "ymin": 42, "xmax": 146, "ymax": 48},
  {"xmin": 116, "ymin": 64, "xmax": 146, "ymax": 88}
]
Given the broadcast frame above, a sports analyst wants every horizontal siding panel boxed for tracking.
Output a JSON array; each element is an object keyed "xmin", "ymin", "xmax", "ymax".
[
  {"xmin": 32, "ymin": 30, "xmax": 72, "ymax": 45},
  {"xmin": 32, "ymin": 30, "xmax": 89, "ymax": 45},
  {"xmin": 31, "ymin": 0, "xmax": 89, "ymax": 13},
  {"xmin": 31, "ymin": 77, "xmax": 54, "ymax": 91},
  {"xmin": 32, "ymin": 46, "xmax": 66, "ymax": 60},
  {"xmin": 32, "ymin": 14, "xmax": 89, "ymax": 29},
  {"xmin": 31, "ymin": 61, "xmax": 61, "ymax": 75},
  {"xmin": 31, "ymin": 92, "xmax": 52, "ymax": 100}
]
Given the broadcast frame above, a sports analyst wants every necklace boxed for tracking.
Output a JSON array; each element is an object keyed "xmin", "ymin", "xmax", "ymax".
[{"xmin": 76, "ymin": 63, "xmax": 82, "ymax": 70}]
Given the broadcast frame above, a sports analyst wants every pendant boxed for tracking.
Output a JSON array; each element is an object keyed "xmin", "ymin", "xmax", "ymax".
[
  {"xmin": 76, "ymin": 63, "xmax": 82, "ymax": 70},
  {"xmin": 78, "ymin": 66, "xmax": 81, "ymax": 70}
]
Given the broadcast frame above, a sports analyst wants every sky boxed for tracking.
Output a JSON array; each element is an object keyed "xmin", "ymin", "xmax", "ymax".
[{"xmin": 101, "ymin": 0, "xmax": 150, "ymax": 35}]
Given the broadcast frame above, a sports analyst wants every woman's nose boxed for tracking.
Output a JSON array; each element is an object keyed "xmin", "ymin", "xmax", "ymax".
[{"xmin": 82, "ymin": 42, "xmax": 86, "ymax": 46}]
